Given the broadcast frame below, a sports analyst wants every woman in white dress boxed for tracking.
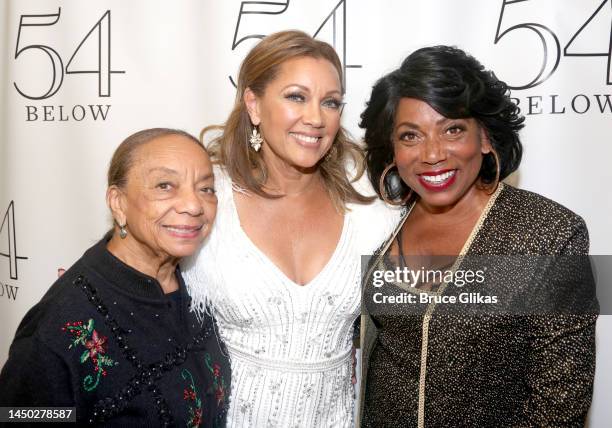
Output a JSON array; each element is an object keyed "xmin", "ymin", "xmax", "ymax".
[{"xmin": 182, "ymin": 31, "xmax": 399, "ymax": 427}]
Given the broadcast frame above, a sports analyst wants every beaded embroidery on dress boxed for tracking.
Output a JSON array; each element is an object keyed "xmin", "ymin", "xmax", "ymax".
[{"xmin": 182, "ymin": 166, "xmax": 402, "ymax": 427}]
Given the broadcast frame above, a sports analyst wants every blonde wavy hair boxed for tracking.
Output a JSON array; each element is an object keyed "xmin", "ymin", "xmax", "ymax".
[{"xmin": 203, "ymin": 30, "xmax": 373, "ymax": 211}]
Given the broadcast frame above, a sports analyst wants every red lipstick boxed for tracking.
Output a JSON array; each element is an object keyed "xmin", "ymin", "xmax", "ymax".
[{"xmin": 418, "ymin": 169, "xmax": 457, "ymax": 192}]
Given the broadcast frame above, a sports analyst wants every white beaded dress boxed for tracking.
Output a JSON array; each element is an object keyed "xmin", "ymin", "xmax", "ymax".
[{"xmin": 182, "ymin": 167, "xmax": 400, "ymax": 427}]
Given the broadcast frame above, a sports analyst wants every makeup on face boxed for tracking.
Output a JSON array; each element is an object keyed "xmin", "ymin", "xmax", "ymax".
[
  {"xmin": 392, "ymin": 98, "xmax": 491, "ymax": 210},
  {"xmin": 250, "ymin": 56, "xmax": 343, "ymax": 170}
]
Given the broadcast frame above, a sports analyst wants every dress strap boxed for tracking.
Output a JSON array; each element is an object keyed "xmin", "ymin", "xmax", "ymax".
[{"xmin": 396, "ymin": 224, "xmax": 408, "ymax": 269}]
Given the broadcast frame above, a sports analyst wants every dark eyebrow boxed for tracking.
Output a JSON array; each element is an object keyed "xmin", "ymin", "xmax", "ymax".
[
  {"xmin": 395, "ymin": 121, "xmax": 419, "ymax": 130},
  {"xmin": 282, "ymin": 84, "xmax": 342, "ymax": 98},
  {"xmin": 395, "ymin": 117, "xmax": 459, "ymax": 130}
]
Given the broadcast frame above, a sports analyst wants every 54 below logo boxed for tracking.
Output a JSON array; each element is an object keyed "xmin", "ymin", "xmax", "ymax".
[
  {"xmin": 13, "ymin": 8, "xmax": 124, "ymax": 122},
  {"xmin": 0, "ymin": 281, "xmax": 19, "ymax": 301},
  {"xmin": 0, "ymin": 202, "xmax": 27, "ymax": 302}
]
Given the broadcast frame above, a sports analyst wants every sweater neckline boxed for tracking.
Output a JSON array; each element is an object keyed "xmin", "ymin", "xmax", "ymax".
[{"xmin": 81, "ymin": 236, "xmax": 184, "ymax": 300}]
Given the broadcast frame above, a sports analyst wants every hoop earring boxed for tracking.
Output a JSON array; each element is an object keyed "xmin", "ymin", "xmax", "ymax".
[
  {"xmin": 379, "ymin": 162, "xmax": 413, "ymax": 206},
  {"xmin": 249, "ymin": 126, "xmax": 263, "ymax": 152},
  {"xmin": 481, "ymin": 149, "xmax": 501, "ymax": 195}
]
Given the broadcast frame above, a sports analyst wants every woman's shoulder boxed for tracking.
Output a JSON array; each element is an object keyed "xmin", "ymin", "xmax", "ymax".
[
  {"xmin": 497, "ymin": 184, "xmax": 585, "ymax": 227},
  {"xmin": 346, "ymin": 171, "xmax": 404, "ymax": 254},
  {"xmin": 0, "ymin": 269, "xmax": 85, "ymax": 407},
  {"xmin": 10, "ymin": 237, "xmax": 134, "ymax": 348},
  {"xmin": 5, "ymin": 257, "xmax": 96, "ymax": 360},
  {"xmin": 480, "ymin": 184, "xmax": 588, "ymax": 254}
]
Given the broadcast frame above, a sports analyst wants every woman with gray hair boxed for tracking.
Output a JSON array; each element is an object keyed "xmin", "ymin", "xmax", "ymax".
[{"xmin": 0, "ymin": 128, "xmax": 230, "ymax": 427}]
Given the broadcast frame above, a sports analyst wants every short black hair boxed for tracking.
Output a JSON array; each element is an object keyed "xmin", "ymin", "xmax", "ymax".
[{"xmin": 360, "ymin": 45, "xmax": 525, "ymax": 199}]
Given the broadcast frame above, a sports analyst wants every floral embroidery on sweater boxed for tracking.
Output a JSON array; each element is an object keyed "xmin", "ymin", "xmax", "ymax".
[
  {"xmin": 182, "ymin": 369, "xmax": 203, "ymax": 427},
  {"xmin": 62, "ymin": 319, "xmax": 117, "ymax": 391},
  {"xmin": 204, "ymin": 353, "xmax": 226, "ymax": 407}
]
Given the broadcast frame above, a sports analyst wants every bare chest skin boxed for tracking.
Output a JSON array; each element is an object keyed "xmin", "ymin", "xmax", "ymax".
[
  {"xmin": 389, "ymin": 193, "xmax": 489, "ymax": 291},
  {"xmin": 393, "ymin": 186, "xmax": 491, "ymax": 258},
  {"xmin": 393, "ymin": 211, "xmax": 478, "ymax": 257},
  {"xmin": 233, "ymin": 184, "xmax": 343, "ymax": 286}
]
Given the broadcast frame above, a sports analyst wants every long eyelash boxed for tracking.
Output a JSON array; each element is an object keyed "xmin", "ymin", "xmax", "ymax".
[
  {"xmin": 285, "ymin": 92, "xmax": 305, "ymax": 101},
  {"xmin": 324, "ymin": 99, "xmax": 343, "ymax": 109}
]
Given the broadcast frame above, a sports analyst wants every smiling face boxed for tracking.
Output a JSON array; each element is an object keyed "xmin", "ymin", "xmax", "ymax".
[
  {"xmin": 244, "ymin": 56, "xmax": 343, "ymax": 171},
  {"xmin": 108, "ymin": 135, "xmax": 217, "ymax": 261},
  {"xmin": 393, "ymin": 98, "xmax": 492, "ymax": 211}
]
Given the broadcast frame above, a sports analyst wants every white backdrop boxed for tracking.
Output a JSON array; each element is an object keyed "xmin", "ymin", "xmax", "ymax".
[{"xmin": 1, "ymin": 0, "xmax": 610, "ymax": 425}]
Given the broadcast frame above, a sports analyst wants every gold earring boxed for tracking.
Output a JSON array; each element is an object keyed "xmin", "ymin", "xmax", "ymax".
[
  {"xmin": 379, "ymin": 162, "xmax": 413, "ymax": 205},
  {"xmin": 479, "ymin": 149, "xmax": 500, "ymax": 195}
]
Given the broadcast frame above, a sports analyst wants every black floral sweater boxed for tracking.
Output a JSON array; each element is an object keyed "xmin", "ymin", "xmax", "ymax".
[{"xmin": 0, "ymin": 238, "xmax": 230, "ymax": 427}]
